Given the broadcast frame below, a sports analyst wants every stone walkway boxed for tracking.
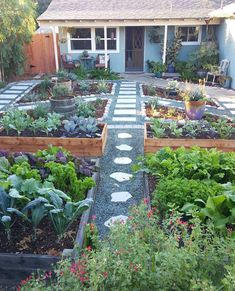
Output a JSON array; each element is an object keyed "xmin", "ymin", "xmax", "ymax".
[
  {"xmin": 120, "ymin": 73, "xmax": 235, "ymax": 117},
  {"xmin": 0, "ymin": 81, "xmax": 39, "ymax": 111},
  {"xmin": 92, "ymin": 81, "xmax": 144, "ymax": 237}
]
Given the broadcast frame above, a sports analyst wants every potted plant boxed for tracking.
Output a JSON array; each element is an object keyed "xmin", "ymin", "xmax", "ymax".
[
  {"xmin": 182, "ymin": 80, "xmax": 207, "ymax": 120},
  {"xmin": 53, "ymin": 70, "xmax": 72, "ymax": 90},
  {"xmin": 50, "ymin": 84, "xmax": 76, "ymax": 116},
  {"xmin": 81, "ymin": 50, "xmax": 89, "ymax": 58},
  {"xmin": 165, "ymin": 80, "xmax": 180, "ymax": 97},
  {"xmin": 152, "ymin": 62, "xmax": 166, "ymax": 78}
]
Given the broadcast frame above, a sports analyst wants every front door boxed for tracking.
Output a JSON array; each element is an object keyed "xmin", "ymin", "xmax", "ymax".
[{"xmin": 125, "ymin": 27, "xmax": 144, "ymax": 71}]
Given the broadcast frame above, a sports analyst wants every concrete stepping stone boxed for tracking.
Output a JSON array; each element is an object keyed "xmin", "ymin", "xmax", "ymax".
[
  {"xmin": 118, "ymin": 95, "xmax": 136, "ymax": 99},
  {"xmin": 4, "ymin": 90, "xmax": 23, "ymax": 94},
  {"xmin": 110, "ymin": 172, "xmax": 133, "ymax": 182},
  {"xmin": 0, "ymin": 105, "xmax": 4, "ymax": 110},
  {"xmin": 118, "ymin": 133, "xmax": 132, "ymax": 138},
  {"xmin": 117, "ymin": 99, "xmax": 136, "ymax": 104},
  {"xmin": 114, "ymin": 157, "xmax": 132, "ymax": 165},
  {"xmin": 115, "ymin": 104, "xmax": 136, "ymax": 108},
  {"xmin": 0, "ymin": 94, "xmax": 18, "ymax": 99},
  {"xmin": 119, "ymin": 91, "xmax": 136, "ymax": 95},
  {"xmin": 111, "ymin": 191, "xmax": 133, "ymax": 202},
  {"xmin": 10, "ymin": 85, "xmax": 28, "ymax": 90},
  {"xmin": 104, "ymin": 215, "xmax": 128, "ymax": 227},
  {"xmin": 113, "ymin": 117, "xmax": 136, "ymax": 122},
  {"xmin": 114, "ymin": 109, "xmax": 136, "ymax": 115},
  {"xmin": 0, "ymin": 100, "xmax": 13, "ymax": 104},
  {"xmin": 116, "ymin": 144, "xmax": 133, "ymax": 151}
]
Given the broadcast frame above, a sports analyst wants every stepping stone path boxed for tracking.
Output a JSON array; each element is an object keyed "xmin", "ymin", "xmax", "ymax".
[
  {"xmin": 0, "ymin": 81, "xmax": 39, "ymax": 111},
  {"xmin": 92, "ymin": 81, "xmax": 144, "ymax": 236}
]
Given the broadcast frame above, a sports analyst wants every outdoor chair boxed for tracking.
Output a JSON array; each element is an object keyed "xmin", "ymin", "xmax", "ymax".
[
  {"xmin": 61, "ymin": 53, "xmax": 80, "ymax": 71},
  {"xmin": 206, "ymin": 59, "xmax": 230, "ymax": 85},
  {"xmin": 95, "ymin": 54, "xmax": 110, "ymax": 69}
]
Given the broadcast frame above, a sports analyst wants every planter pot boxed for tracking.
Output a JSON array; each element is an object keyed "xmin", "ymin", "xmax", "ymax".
[
  {"xmin": 56, "ymin": 79, "xmax": 72, "ymax": 91},
  {"xmin": 50, "ymin": 95, "xmax": 76, "ymax": 116},
  {"xmin": 155, "ymin": 72, "xmax": 162, "ymax": 78},
  {"xmin": 0, "ymin": 124, "xmax": 108, "ymax": 157},
  {"xmin": 144, "ymin": 123, "xmax": 235, "ymax": 153},
  {"xmin": 184, "ymin": 100, "xmax": 206, "ymax": 120},
  {"xmin": 197, "ymin": 70, "xmax": 207, "ymax": 79},
  {"xmin": 0, "ymin": 159, "xmax": 100, "ymax": 287},
  {"xmin": 167, "ymin": 64, "xmax": 175, "ymax": 73}
]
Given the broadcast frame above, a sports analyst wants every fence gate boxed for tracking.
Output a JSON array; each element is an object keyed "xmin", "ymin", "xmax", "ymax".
[{"xmin": 24, "ymin": 33, "xmax": 59, "ymax": 75}]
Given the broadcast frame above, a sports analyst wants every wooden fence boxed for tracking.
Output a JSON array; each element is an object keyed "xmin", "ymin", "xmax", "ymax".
[{"xmin": 24, "ymin": 33, "xmax": 60, "ymax": 75}]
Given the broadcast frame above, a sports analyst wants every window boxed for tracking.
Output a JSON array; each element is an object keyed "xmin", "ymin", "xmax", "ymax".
[
  {"xmin": 69, "ymin": 27, "xmax": 118, "ymax": 52},
  {"xmin": 70, "ymin": 28, "xmax": 92, "ymax": 50},
  {"xmin": 176, "ymin": 26, "xmax": 201, "ymax": 44},
  {"xmin": 95, "ymin": 28, "xmax": 117, "ymax": 50}
]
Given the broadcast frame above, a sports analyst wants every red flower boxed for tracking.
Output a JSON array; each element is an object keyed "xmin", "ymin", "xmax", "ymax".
[
  {"xmin": 147, "ymin": 210, "xmax": 153, "ymax": 218},
  {"xmin": 103, "ymin": 272, "xmax": 108, "ymax": 278},
  {"xmin": 86, "ymin": 246, "xmax": 92, "ymax": 252},
  {"xmin": 143, "ymin": 198, "xmax": 149, "ymax": 204}
]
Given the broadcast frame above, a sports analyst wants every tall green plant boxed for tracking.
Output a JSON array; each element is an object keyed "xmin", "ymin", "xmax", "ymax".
[{"xmin": 0, "ymin": 0, "xmax": 36, "ymax": 80}]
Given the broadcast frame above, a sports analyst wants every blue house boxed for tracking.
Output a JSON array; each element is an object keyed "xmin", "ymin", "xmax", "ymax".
[{"xmin": 38, "ymin": 0, "xmax": 235, "ymax": 88}]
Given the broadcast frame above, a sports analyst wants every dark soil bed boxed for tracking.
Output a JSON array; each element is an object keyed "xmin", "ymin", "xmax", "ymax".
[
  {"xmin": 143, "ymin": 85, "xmax": 218, "ymax": 107},
  {"xmin": 0, "ymin": 124, "xmax": 103, "ymax": 138},
  {"xmin": 73, "ymin": 83, "xmax": 113, "ymax": 96},
  {"xmin": 0, "ymin": 217, "xmax": 78, "ymax": 256}
]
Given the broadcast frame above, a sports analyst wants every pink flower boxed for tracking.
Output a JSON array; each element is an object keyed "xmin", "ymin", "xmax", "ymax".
[
  {"xmin": 91, "ymin": 215, "xmax": 97, "ymax": 220},
  {"xmin": 103, "ymin": 272, "xmax": 108, "ymax": 278},
  {"xmin": 143, "ymin": 198, "xmax": 149, "ymax": 204},
  {"xmin": 86, "ymin": 246, "xmax": 92, "ymax": 252}
]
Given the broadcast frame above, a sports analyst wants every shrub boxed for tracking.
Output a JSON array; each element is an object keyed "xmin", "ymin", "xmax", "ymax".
[
  {"xmin": 89, "ymin": 68, "xmax": 119, "ymax": 80},
  {"xmin": 153, "ymin": 177, "xmax": 224, "ymax": 213},
  {"xmin": 52, "ymin": 85, "xmax": 70, "ymax": 98},
  {"xmin": 19, "ymin": 203, "xmax": 235, "ymax": 290}
]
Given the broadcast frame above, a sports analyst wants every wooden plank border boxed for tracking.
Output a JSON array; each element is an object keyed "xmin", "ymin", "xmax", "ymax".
[{"xmin": 144, "ymin": 123, "xmax": 235, "ymax": 152}]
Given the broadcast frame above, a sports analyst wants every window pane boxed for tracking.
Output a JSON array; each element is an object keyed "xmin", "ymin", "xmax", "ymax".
[
  {"xmin": 96, "ymin": 40, "xmax": 105, "ymax": 50},
  {"xmin": 107, "ymin": 28, "xmax": 116, "ymax": 39},
  {"xmin": 72, "ymin": 28, "xmax": 91, "ymax": 39},
  {"xmin": 188, "ymin": 27, "xmax": 199, "ymax": 41},
  {"xmin": 71, "ymin": 40, "xmax": 91, "ymax": 50},
  {"xmin": 178, "ymin": 27, "xmax": 187, "ymax": 42},
  {"xmin": 95, "ymin": 28, "xmax": 104, "ymax": 38},
  {"xmin": 107, "ymin": 40, "xmax": 116, "ymax": 50}
]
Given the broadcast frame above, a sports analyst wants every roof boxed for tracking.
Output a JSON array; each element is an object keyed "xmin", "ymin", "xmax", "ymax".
[
  {"xmin": 210, "ymin": 3, "xmax": 235, "ymax": 17},
  {"xmin": 38, "ymin": 0, "xmax": 235, "ymax": 21}
]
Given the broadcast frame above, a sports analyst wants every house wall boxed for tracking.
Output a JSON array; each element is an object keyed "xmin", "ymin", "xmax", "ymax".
[
  {"xmin": 216, "ymin": 19, "xmax": 235, "ymax": 89},
  {"xmin": 60, "ymin": 25, "xmax": 210, "ymax": 73}
]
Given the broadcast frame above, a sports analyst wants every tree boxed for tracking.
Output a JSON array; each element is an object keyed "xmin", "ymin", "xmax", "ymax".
[{"xmin": 0, "ymin": 0, "xmax": 36, "ymax": 81}]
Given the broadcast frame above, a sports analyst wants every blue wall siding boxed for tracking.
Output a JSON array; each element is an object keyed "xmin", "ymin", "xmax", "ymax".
[
  {"xmin": 216, "ymin": 19, "xmax": 235, "ymax": 89},
  {"xmin": 59, "ymin": 25, "xmax": 212, "ymax": 73}
]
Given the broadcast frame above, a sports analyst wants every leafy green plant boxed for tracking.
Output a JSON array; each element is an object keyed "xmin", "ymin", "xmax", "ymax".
[
  {"xmin": 32, "ymin": 103, "xmax": 51, "ymax": 119},
  {"xmin": 152, "ymin": 62, "xmax": 166, "ymax": 74},
  {"xmin": 48, "ymin": 198, "xmax": 93, "ymax": 240},
  {"xmin": 0, "ymin": 109, "xmax": 32, "ymax": 136},
  {"xmin": 151, "ymin": 119, "xmax": 166, "ymax": 138},
  {"xmin": 143, "ymin": 146, "xmax": 235, "ymax": 183},
  {"xmin": 10, "ymin": 161, "xmax": 41, "ymax": 181},
  {"xmin": 74, "ymin": 66, "xmax": 88, "ymax": 80},
  {"xmin": 89, "ymin": 68, "xmax": 119, "ymax": 80},
  {"xmin": 30, "ymin": 113, "xmax": 61, "ymax": 136},
  {"xmin": 97, "ymin": 80, "xmax": 108, "ymax": 93},
  {"xmin": 166, "ymin": 80, "xmax": 179, "ymax": 91},
  {"xmin": 0, "ymin": 187, "xmax": 12, "ymax": 240},
  {"xmin": 39, "ymin": 77, "xmax": 53, "ymax": 92},
  {"xmin": 52, "ymin": 85, "xmax": 70, "ymax": 98},
  {"xmin": 45, "ymin": 161, "xmax": 95, "ymax": 201},
  {"xmin": 64, "ymin": 116, "xmax": 98, "ymax": 136},
  {"xmin": 75, "ymin": 98, "xmax": 95, "ymax": 118},
  {"xmin": 154, "ymin": 177, "xmax": 224, "ymax": 213},
  {"xmin": 78, "ymin": 81, "xmax": 90, "ymax": 93},
  {"xmin": 145, "ymin": 84, "xmax": 156, "ymax": 96},
  {"xmin": 212, "ymin": 119, "xmax": 234, "ymax": 139}
]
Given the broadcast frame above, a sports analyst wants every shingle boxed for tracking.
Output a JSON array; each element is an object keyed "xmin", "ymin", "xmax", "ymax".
[{"xmin": 38, "ymin": 0, "xmax": 235, "ymax": 21}]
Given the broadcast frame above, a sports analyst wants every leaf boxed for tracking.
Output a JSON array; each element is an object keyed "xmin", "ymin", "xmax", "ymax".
[
  {"xmin": 206, "ymin": 195, "xmax": 226, "ymax": 211},
  {"xmin": 0, "ymin": 157, "xmax": 10, "ymax": 174},
  {"xmin": 1, "ymin": 215, "xmax": 11, "ymax": 223},
  {"xmin": 23, "ymin": 197, "xmax": 49, "ymax": 211},
  {"xmin": 181, "ymin": 203, "xmax": 197, "ymax": 213},
  {"xmin": 21, "ymin": 178, "xmax": 40, "ymax": 195},
  {"xmin": 7, "ymin": 208, "xmax": 28, "ymax": 221},
  {"xmin": 8, "ymin": 188, "xmax": 24, "ymax": 199},
  {"xmin": 0, "ymin": 187, "xmax": 10, "ymax": 213},
  {"xmin": 7, "ymin": 175, "xmax": 23, "ymax": 190}
]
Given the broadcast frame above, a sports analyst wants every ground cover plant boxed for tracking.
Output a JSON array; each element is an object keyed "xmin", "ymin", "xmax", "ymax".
[
  {"xmin": 147, "ymin": 118, "xmax": 235, "ymax": 139},
  {"xmin": 0, "ymin": 146, "xmax": 95, "ymax": 254},
  {"xmin": 73, "ymin": 80, "xmax": 112, "ymax": 96},
  {"xmin": 19, "ymin": 203, "xmax": 235, "ymax": 290},
  {"xmin": 0, "ymin": 108, "xmax": 103, "ymax": 138},
  {"xmin": 140, "ymin": 146, "xmax": 235, "ymax": 236}
]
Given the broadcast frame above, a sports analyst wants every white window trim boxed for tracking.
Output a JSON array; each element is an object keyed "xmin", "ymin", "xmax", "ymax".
[
  {"xmin": 175, "ymin": 25, "xmax": 202, "ymax": 46},
  {"xmin": 68, "ymin": 27, "xmax": 120, "ymax": 53}
]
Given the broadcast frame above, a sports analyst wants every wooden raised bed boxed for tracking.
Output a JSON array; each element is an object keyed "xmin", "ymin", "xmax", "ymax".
[
  {"xmin": 0, "ymin": 124, "xmax": 108, "ymax": 157},
  {"xmin": 0, "ymin": 159, "xmax": 100, "ymax": 287},
  {"xmin": 144, "ymin": 123, "xmax": 235, "ymax": 153}
]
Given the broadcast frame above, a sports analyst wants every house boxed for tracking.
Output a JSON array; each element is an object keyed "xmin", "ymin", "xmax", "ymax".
[{"xmin": 37, "ymin": 0, "xmax": 235, "ymax": 88}]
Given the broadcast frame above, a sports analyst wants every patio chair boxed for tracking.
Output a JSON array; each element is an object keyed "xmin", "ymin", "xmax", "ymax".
[
  {"xmin": 61, "ymin": 53, "xmax": 80, "ymax": 71},
  {"xmin": 95, "ymin": 54, "xmax": 110, "ymax": 69},
  {"xmin": 206, "ymin": 59, "xmax": 230, "ymax": 85}
]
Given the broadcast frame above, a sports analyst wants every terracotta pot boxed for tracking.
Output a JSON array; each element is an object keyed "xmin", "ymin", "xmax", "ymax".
[{"xmin": 185, "ymin": 100, "xmax": 206, "ymax": 120}]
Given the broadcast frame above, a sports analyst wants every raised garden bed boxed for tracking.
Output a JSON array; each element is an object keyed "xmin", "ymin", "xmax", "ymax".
[
  {"xmin": 0, "ymin": 149, "xmax": 99, "ymax": 287},
  {"xmin": 0, "ymin": 123, "xmax": 107, "ymax": 157},
  {"xmin": 142, "ymin": 84, "xmax": 218, "ymax": 107},
  {"xmin": 144, "ymin": 122, "xmax": 235, "ymax": 152}
]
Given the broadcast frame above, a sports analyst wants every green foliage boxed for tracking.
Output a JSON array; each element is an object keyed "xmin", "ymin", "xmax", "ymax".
[
  {"xmin": 39, "ymin": 76, "xmax": 53, "ymax": 92},
  {"xmin": 45, "ymin": 161, "xmax": 95, "ymax": 201},
  {"xmin": 52, "ymin": 84, "xmax": 71, "ymax": 98},
  {"xmin": 0, "ymin": 81, "xmax": 6, "ymax": 89},
  {"xmin": 145, "ymin": 84, "xmax": 156, "ymax": 96},
  {"xmin": 32, "ymin": 103, "xmax": 51, "ymax": 119},
  {"xmin": 0, "ymin": 0, "xmax": 36, "ymax": 79},
  {"xmin": 154, "ymin": 177, "xmax": 224, "ymax": 213},
  {"xmin": 20, "ymin": 203, "xmax": 235, "ymax": 290},
  {"xmin": 162, "ymin": 31, "xmax": 182, "ymax": 66},
  {"xmin": 0, "ymin": 109, "xmax": 32, "ymax": 135},
  {"xmin": 166, "ymin": 80, "xmax": 179, "ymax": 91},
  {"xmin": 79, "ymin": 81, "xmax": 90, "ymax": 92},
  {"xmin": 89, "ymin": 68, "xmax": 120, "ymax": 80},
  {"xmin": 175, "ymin": 61, "xmax": 198, "ymax": 81},
  {"xmin": 74, "ymin": 66, "xmax": 89, "ymax": 80},
  {"xmin": 10, "ymin": 161, "xmax": 41, "ymax": 181},
  {"xmin": 147, "ymin": 61, "xmax": 166, "ymax": 73},
  {"xmin": 97, "ymin": 80, "xmax": 108, "ymax": 93},
  {"xmin": 75, "ymin": 98, "xmax": 95, "ymax": 118},
  {"xmin": 144, "ymin": 147, "xmax": 235, "ymax": 183}
]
